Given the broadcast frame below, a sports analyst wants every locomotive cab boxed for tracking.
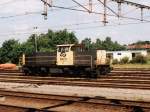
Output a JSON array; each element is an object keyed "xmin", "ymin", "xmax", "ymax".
[
  {"xmin": 56, "ymin": 44, "xmax": 84, "ymax": 66},
  {"xmin": 57, "ymin": 44, "xmax": 74, "ymax": 66}
]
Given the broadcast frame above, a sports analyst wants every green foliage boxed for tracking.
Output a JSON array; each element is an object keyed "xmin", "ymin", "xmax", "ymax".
[
  {"xmin": 132, "ymin": 41, "xmax": 150, "ymax": 45},
  {"xmin": 23, "ymin": 29, "xmax": 78, "ymax": 53},
  {"xmin": 0, "ymin": 39, "xmax": 22, "ymax": 64},
  {"xmin": 81, "ymin": 38, "xmax": 94, "ymax": 50},
  {"xmin": 112, "ymin": 59, "xmax": 119, "ymax": 65},
  {"xmin": 131, "ymin": 55, "xmax": 147, "ymax": 64},
  {"xmin": 94, "ymin": 38, "xmax": 103, "ymax": 49},
  {"xmin": 0, "ymin": 29, "xmax": 126, "ymax": 64},
  {"xmin": 82, "ymin": 37, "xmax": 126, "ymax": 51},
  {"xmin": 38, "ymin": 29, "xmax": 78, "ymax": 51},
  {"xmin": 120, "ymin": 57, "xmax": 129, "ymax": 64},
  {"xmin": 147, "ymin": 49, "xmax": 150, "ymax": 52},
  {"xmin": 0, "ymin": 29, "xmax": 78, "ymax": 64},
  {"xmin": 106, "ymin": 58, "xmax": 111, "ymax": 64}
]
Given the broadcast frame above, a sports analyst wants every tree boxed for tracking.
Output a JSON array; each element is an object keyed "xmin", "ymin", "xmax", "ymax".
[
  {"xmin": 37, "ymin": 29, "xmax": 78, "ymax": 52},
  {"xmin": 93, "ymin": 37, "xmax": 126, "ymax": 51},
  {"xmin": 112, "ymin": 41, "xmax": 126, "ymax": 51},
  {"xmin": 95, "ymin": 38, "xmax": 103, "ymax": 49},
  {"xmin": 81, "ymin": 37, "xmax": 125, "ymax": 51},
  {"xmin": 81, "ymin": 38, "xmax": 94, "ymax": 50},
  {"xmin": 21, "ymin": 34, "xmax": 36, "ymax": 54},
  {"xmin": 0, "ymin": 39, "xmax": 22, "ymax": 64},
  {"xmin": 22, "ymin": 29, "xmax": 79, "ymax": 53},
  {"xmin": 0, "ymin": 29, "xmax": 126, "ymax": 64},
  {"xmin": 102, "ymin": 37, "xmax": 113, "ymax": 50},
  {"xmin": 53, "ymin": 29, "xmax": 78, "ymax": 46}
]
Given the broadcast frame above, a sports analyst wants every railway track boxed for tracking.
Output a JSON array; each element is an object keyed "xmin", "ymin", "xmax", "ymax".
[
  {"xmin": 0, "ymin": 75, "xmax": 150, "ymax": 89},
  {"xmin": 113, "ymin": 68, "xmax": 150, "ymax": 71},
  {"xmin": 0, "ymin": 69, "xmax": 149, "ymax": 111},
  {"xmin": 0, "ymin": 89, "xmax": 149, "ymax": 112},
  {"xmin": 0, "ymin": 69, "xmax": 149, "ymax": 90}
]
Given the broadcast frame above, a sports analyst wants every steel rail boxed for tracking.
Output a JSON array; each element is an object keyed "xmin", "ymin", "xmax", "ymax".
[{"xmin": 0, "ymin": 90, "xmax": 150, "ymax": 111}]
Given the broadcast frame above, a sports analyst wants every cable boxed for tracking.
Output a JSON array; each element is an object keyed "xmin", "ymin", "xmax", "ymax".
[
  {"xmin": 97, "ymin": 0, "xmax": 118, "ymax": 16},
  {"xmin": 0, "ymin": 0, "xmax": 150, "ymax": 26},
  {"xmin": 67, "ymin": 21, "xmax": 150, "ymax": 31},
  {"xmin": 0, "ymin": 2, "xmax": 99, "ymax": 19},
  {"xmin": 0, "ymin": 11, "xmax": 42, "ymax": 19},
  {"xmin": 122, "ymin": 7, "xmax": 139, "ymax": 16},
  {"xmin": 111, "ymin": 0, "xmax": 150, "ymax": 9},
  {"xmin": 0, "ymin": 0, "xmax": 19, "ymax": 6},
  {"xmin": 43, "ymin": 2, "xmax": 150, "ymax": 22},
  {"xmin": 0, "ymin": 20, "xmax": 150, "ymax": 37},
  {"xmin": 0, "ymin": 0, "xmax": 149, "ymax": 24}
]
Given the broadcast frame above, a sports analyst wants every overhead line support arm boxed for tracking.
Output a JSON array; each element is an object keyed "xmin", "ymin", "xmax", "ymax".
[
  {"xmin": 71, "ymin": 0, "xmax": 92, "ymax": 13},
  {"xmin": 111, "ymin": 0, "xmax": 150, "ymax": 9}
]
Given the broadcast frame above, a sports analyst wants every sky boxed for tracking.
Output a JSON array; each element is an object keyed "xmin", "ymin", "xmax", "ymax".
[{"xmin": 0, "ymin": 0, "xmax": 150, "ymax": 45}]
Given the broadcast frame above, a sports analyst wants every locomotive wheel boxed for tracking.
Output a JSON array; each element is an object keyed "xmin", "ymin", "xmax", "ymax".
[
  {"xmin": 102, "ymin": 67, "xmax": 110, "ymax": 75},
  {"xmin": 23, "ymin": 67, "xmax": 30, "ymax": 76},
  {"xmin": 25, "ymin": 67, "xmax": 34, "ymax": 76},
  {"xmin": 40, "ymin": 67, "xmax": 49, "ymax": 76},
  {"xmin": 91, "ymin": 72, "xmax": 97, "ymax": 79},
  {"xmin": 96, "ymin": 69, "xmax": 101, "ymax": 76},
  {"xmin": 30, "ymin": 68, "xmax": 37, "ymax": 76},
  {"xmin": 96, "ymin": 67, "xmax": 105, "ymax": 75}
]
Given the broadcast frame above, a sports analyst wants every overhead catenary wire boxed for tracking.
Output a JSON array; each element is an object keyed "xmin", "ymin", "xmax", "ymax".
[
  {"xmin": 0, "ymin": 11, "xmax": 42, "ymax": 19},
  {"xmin": 67, "ymin": 21, "xmax": 150, "ymax": 30},
  {"xmin": 1, "ymin": 0, "xmax": 142, "ymax": 22},
  {"xmin": 0, "ymin": 0, "xmax": 20, "ymax": 6},
  {"xmin": 0, "ymin": 20, "xmax": 149, "ymax": 37},
  {"xmin": 0, "ymin": 0, "xmax": 149, "ymax": 23},
  {"xmin": 111, "ymin": 0, "xmax": 150, "ymax": 9},
  {"xmin": 0, "ymin": 0, "xmax": 149, "ymax": 34},
  {"xmin": 40, "ymin": 1, "xmax": 150, "ymax": 22},
  {"xmin": 97, "ymin": 0, "xmax": 118, "ymax": 16},
  {"xmin": 0, "ymin": 0, "xmax": 149, "ymax": 44},
  {"xmin": 0, "ymin": 2, "xmax": 102, "ymax": 19}
]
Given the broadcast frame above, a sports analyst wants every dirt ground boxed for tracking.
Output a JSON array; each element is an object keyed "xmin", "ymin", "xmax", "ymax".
[{"xmin": 0, "ymin": 82, "xmax": 150, "ymax": 102}]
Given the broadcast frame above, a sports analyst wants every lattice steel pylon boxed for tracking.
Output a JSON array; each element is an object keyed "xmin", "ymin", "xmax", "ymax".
[
  {"xmin": 40, "ymin": 0, "xmax": 150, "ymax": 24},
  {"xmin": 111, "ymin": 0, "xmax": 150, "ymax": 21},
  {"xmin": 103, "ymin": 0, "xmax": 108, "ymax": 25},
  {"xmin": 89, "ymin": 0, "xmax": 93, "ymax": 13},
  {"xmin": 41, "ymin": 0, "xmax": 52, "ymax": 20}
]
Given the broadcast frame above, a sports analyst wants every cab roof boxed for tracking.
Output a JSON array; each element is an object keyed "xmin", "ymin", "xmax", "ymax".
[
  {"xmin": 57, "ymin": 44, "xmax": 85, "ymax": 47},
  {"xmin": 57, "ymin": 44, "xmax": 75, "ymax": 47}
]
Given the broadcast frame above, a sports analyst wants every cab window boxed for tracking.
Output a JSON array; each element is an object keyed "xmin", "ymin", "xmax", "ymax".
[
  {"xmin": 71, "ymin": 46, "xmax": 84, "ymax": 52},
  {"xmin": 58, "ymin": 46, "xmax": 70, "ymax": 52}
]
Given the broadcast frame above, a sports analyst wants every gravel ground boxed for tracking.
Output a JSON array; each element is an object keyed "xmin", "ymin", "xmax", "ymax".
[{"xmin": 0, "ymin": 82, "xmax": 150, "ymax": 102}]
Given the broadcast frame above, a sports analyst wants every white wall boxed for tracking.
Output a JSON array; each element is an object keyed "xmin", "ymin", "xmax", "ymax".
[
  {"xmin": 113, "ymin": 51, "xmax": 132, "ymax": 61},
  {"xmin": 107, "ymin": 50, "xmax": 148, "ymax": 61},
  {"xmin": 140, "ymin": 51, "xmax": 147, "ymax": 56}
]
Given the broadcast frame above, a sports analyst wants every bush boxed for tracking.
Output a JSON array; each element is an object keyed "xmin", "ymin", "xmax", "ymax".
[
  {"xmin": 131, "ymin": 54, "xmax": 147, "ymax": 64},
  {"xmin": 112, "ymin": 59, "xmax": 119, "ymax": 64},
  {"xmin": 106, "ymin": 58, "xmax": 111, "ymax": 64},
  {"xmin": 120, "ymin": 57, "xmax": 129, "ymax": 64}
]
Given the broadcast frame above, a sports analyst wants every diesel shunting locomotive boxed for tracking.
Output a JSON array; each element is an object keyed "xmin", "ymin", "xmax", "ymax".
[{"xmin": 21, "ymin": 44, "xmax": 111, "ymax": 77}]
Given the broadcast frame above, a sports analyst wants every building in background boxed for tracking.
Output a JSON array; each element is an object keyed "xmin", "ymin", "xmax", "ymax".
[
  {"xmin": 127, "ymin": 44, "xmax": 150, "ymax": 50},
  {"xmin": 107, "ymin": 50, "xmax": 148, "ymax": 61}
]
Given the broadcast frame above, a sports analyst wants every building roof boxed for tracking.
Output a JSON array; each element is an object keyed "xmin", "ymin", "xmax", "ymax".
[
  {"xmin": 107, "ymin": 50, "xmax": 147, "ymax": 53},
  {"xmin": 127, "ymin": 44, "xmax": 150, "ymax": 49}
]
